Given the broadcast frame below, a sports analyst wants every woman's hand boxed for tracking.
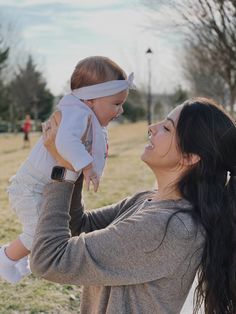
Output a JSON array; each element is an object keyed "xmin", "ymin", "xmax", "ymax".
[{"xmin": 42, "ymin": 111, "xmax": 74, "ymax": 171}]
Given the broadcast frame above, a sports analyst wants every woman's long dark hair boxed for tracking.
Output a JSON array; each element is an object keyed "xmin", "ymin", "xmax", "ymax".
[{"xmin": 176, "ymin": 98, "xmax": 236, "ymax": 314}]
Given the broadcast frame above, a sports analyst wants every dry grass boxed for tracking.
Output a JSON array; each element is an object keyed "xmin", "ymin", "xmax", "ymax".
[{"xmin": 0, "ymin": 122, "xmax": 154, "ymax": 313}]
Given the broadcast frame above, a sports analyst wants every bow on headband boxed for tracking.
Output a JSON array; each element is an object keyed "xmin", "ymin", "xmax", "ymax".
[{"xmin": 72, "ymin": 72, "xmax": 136, "ymax": 100}]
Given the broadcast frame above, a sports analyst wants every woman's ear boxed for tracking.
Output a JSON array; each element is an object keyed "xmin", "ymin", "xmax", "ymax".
[{"xmin": 181, "ymin": 153, "xmax": 201, "ymax": 167}]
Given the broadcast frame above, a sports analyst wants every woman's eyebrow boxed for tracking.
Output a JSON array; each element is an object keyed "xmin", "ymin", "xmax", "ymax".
[{"xmin": 166, "ymin": 117, "xmax": 175, "ymax": 127}]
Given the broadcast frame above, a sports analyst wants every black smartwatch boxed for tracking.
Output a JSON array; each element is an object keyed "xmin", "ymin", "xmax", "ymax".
[{"xmin": 51, "ymin": 166, "xmax": 80, "ymax": 183}]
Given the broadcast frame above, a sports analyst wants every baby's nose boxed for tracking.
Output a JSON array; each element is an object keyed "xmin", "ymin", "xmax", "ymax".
[{"xmin": 119, "ymin": 106, "xmax": 124, "ymax": 115}]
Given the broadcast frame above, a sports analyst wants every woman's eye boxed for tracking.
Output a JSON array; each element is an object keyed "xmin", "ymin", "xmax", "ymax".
[{"xmin": 163, "ymin": 126, "xmax": 170, "ymax": 132}]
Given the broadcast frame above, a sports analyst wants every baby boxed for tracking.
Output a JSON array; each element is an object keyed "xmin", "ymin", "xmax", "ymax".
[{"xmin": 0, "ymin": 56, "xmax": 135, "ymax": 283}]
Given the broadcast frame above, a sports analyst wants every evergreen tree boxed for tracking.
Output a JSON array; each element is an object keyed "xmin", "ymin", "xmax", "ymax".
[
  {"xmin": 0, "ymin": 38, "xmax": 9, "ymax": 121},
  {"xmin": 9, "ymin": 55, "xmax": 54, "ymax": 122}
]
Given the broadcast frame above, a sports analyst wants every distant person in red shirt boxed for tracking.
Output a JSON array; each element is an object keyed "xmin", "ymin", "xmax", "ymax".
[{"xmin": 22, "ymin": 114, "xmax": 32, "ymax": 148}]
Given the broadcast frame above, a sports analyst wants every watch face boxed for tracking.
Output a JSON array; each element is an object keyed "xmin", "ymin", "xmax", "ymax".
[{"xmin": 51, "ymin": 166, "xmax": 65, "ymax": 181}]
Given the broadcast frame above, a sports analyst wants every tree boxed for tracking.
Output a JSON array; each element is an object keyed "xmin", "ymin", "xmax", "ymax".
[
  {"xmin": 0, "ymin": 35, "xmax": 10, "ymax": 121},
  {"xmin": 170, "ymin": 85, "xmax": 188, "ymax": 106},
  {"xmin": 183, "ymin": 41, "xmax": 227, "ymax": 104},
  {"xmin": 0, "ymin": 19, "xmax": 54, "ymax": 129},
  {"xmin": 123, "ymin": 89, "xmax": 146, "ymax": 122},
  {"xmin": 0, "ymin": 45, "xmax": 8, "ymax": 72},
  {"xmin": 142, "ymin": 0, "xmax": 236, "ymax": 114},
  {"xmin": 123, "ymin": 101, "xmax": 146, "ymax": 122},
  {"xmin": 9, "ymin": 55, "xmax": 54, "ymax": 122}
]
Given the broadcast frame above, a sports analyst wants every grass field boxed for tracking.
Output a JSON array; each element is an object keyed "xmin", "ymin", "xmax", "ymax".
[{"xmin": 0, "ymin": 122, "xmax": 154, "ymax": 313}]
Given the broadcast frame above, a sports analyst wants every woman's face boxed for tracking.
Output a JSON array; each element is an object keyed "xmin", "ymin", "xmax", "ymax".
[{"xmin": 141, "ymin": 105, "xmax": 183, "ymax": 171}]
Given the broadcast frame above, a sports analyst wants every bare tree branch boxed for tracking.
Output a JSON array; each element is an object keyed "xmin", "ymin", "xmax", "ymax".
[{"xmin": 141, "ymin": 0, "xmax": 236, "ymax": 114}]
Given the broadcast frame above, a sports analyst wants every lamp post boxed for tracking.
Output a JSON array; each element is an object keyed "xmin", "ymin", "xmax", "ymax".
[{"xmin": 146, "ymin": 48, "xmax": 153, "ymax": 125}]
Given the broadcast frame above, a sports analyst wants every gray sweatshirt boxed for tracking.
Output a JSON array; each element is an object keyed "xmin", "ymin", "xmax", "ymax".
[{"xmin": 30, "ymin": 179, "xmax": 205, "ymax": 314}]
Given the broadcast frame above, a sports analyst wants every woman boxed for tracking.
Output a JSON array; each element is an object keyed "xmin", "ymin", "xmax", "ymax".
[{"xmin": 30, "ymin": 97, "xmax": 236, "ymax": 314}]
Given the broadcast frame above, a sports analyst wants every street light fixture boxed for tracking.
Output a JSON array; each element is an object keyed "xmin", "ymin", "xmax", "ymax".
[{"xmin": 146, "ymin": 48, "xmax": 153, "ymax": 125}]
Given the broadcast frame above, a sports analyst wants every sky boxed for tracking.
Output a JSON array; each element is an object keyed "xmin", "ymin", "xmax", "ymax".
[{"xmin": 0, "ymin": 0, "xmax": 186, "ymax": 96}]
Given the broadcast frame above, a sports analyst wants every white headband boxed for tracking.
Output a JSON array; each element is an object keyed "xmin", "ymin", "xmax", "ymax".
[{"xmin": 72, "ymin": 72, "xmax": 136, "ymax": 100}]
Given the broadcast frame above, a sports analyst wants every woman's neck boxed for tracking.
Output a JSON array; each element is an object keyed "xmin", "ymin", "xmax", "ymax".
[
  {"xmin": 152, "ymin": 188, "xmax": 182, "ymax": 201},
  {"xmin": 152, "ymin": 169, "xmax": 182, "ymax": 201}
]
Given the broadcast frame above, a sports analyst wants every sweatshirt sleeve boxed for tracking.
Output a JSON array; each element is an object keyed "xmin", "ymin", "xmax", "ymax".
[
  {"xmin": 55, "ymin": 107, "xmax": 93, "ymax": 171},
  {"xmin": 69, "ymin": 176, "xmax": 132, "ymax": 236},
  {"xmin": 31, "ymin": 182, "xmax": 196, "ymax": 287}
]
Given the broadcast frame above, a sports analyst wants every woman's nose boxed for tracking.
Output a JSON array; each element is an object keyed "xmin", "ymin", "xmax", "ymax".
[{"xmin": 148, "ymin": 124, "xmax": 158, "ymax": 135}]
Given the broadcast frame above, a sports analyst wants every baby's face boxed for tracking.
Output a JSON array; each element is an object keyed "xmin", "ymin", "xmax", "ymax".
[{"xmin": 90, "ymin": 90, "xmax": 128, "ymax": 126}]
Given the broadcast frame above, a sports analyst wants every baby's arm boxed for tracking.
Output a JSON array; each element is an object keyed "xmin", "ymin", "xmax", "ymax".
[
  {"xmin": 44, "ymin": 111, "xmax": 99, "ymax": 191},
  {"xmin": 82, "ymin": 163, "xmax": 99, "ymax": 192},
  {"xmin": 43, "ymin": 112, "xmax": 75, "ymax": 171},
  {"xmin": 55, "ymin": 107, "xmax": 94, "ymax": 172}
]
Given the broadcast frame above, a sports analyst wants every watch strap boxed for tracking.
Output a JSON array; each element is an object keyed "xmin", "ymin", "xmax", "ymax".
[{"xmin": 64, "ymin": 169, "xmax": 81, "ymax": 182}]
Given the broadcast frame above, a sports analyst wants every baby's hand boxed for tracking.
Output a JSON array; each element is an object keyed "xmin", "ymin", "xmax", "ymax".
[{"xmin": 83, "ymin": 164, "xmax": 99, "ymax": 192}]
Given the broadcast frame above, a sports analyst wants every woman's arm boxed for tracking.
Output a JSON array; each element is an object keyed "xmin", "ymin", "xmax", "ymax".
[
  {"xmin": 69, "ymin": 174, "xmax": 131, "ymax": 235},
  {"xmin": 30, "ymin": 180, "xmax": 198, "ymax": 286}
]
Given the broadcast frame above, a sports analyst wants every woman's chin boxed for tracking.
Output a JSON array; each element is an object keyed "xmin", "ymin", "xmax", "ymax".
[{"xmin": 140, "ymin": 152, "xmax": 149, "ymax": 163}]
